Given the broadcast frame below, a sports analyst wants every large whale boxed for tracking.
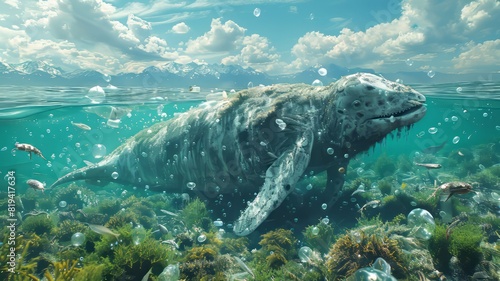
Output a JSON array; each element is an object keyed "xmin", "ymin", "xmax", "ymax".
[{"xmin": 52, "ymin": 73, "xmax": 426, "ymax": 236}]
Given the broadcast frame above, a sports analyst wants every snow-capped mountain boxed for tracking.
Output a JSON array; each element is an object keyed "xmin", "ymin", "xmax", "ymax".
[
  {"xmin": 0, "ymin": 60, "xmax": 498, "ymax": 87},
  {"xmin": 12, "ymin": 60, "xmax": 64, "ymax": 76}
]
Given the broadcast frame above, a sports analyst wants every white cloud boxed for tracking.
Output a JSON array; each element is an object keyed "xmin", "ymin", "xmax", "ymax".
[
  {"xmin": 127, "ymin": 14, "xmax": 152, "ymax": 41},
  {"xmin": 185, "ymin": 18, "xmax": 246, "ymax": 54},
  {"xmin": 4, "ymin": 0, "xmax": 20, "ymax": 9},
  {"xmin": 172, "ymin": 22, "xmax": 190, "ymax": 34},
  {"xmin": 290, "ymin": 0, "xmax": 500, "ymax": 73},
  {"xmin": 452, "ymin": 40, "xmax": 500, "ymax": 73},
  {"xmin": 222, "ymin": 34, "xmax": 282, "ymax": 73}
]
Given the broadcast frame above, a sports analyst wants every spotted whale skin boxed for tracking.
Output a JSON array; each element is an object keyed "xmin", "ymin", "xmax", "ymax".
[{"xmin": 51, "ymin": 73, "xmax": 426, "ymax": 236}]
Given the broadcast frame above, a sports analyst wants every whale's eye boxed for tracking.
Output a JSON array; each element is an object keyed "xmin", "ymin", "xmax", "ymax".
[{"xmin": 352, "ymin": 100, "xmax": 361, "ymax": 107}]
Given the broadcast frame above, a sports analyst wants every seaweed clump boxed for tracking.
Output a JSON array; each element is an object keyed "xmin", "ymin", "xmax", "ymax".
[
  {"xmin": 303, "ymin": 222, "xmax": 335, "ymax": 254},
  {"xmin": 181, "ymin": 198, "xmax": 210, "ymax": 229},
  {"xmin": 325, "ymin": 231, "xmax": 408, "ymax": 279},
  {"xmin": 449, "ymin": 224, "xmax": 484, "ymax": 275},
  {"xmin": 112, "ymin": 237, "xmax": 172, "ymax": 279},
  {"xmin": 428, "ymin": 223, "xmax": 452, "ymax": 272},
  {"xmin": 373, "ymin": 153, "xmax": 396, "ymax": 177},
  {"xmin": 21, "ymin": 215, "xmax": 54, "ymax": 236},
  {"xmin": 259, "ymin": 228, "xmax": 297, "ymax": 269}
]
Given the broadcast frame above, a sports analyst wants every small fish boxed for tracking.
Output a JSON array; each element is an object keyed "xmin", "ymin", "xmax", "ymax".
[
  {"xmin": 160, "ymin": 209, "xmax": 179, "ymax": 217},
  {"xmin": 358, "ymin": 200, "xmax": 381, "ymax": 214},
  {"xmin": 158, "ymin": 224, "xmax": 169, "ymax": 234},
  {"xmin": 87, "ymin": 224, "xmax": 120, "ymax": 239},
  {"xmin": 15, "ymin": 143, "xmax": 46, "ymax": 160},
  {"xmin": 414, "ymin": 162, "xmax": 442, "ymax": 169},
  {"xmin": 27, "ymin": 179, "xmax": 45, "ymax": 193},
  {"xmin": 428, "ymin": 181, "xmax": 473, "ymax": 202},
  {"xmin": 422, "ymin": 141, "xmax": 446, "ymax": 154},
  {"xmin": 401, "ymin": 182, "xmax": 407, "ymax": 189},
  {"xmin": 71, "ymin": 121, "xmax": 92, "ymax": 131},
  {"xmin": 161, "ymin": 239, "xmax": 179, "ymax": 249}
]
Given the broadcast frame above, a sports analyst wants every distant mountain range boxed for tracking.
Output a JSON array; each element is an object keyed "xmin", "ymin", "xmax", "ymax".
[{"xmin": 0, "ymin": 60, "xmax": 498, "ymax": 88}]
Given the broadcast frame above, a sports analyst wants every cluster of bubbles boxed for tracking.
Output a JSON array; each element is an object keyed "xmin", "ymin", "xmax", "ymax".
[
  {"xmin": 351, "ymin": 257, "xmax": 397, "ymax": 280},
  {"xmin": 275, "ymin": 118, "xmax": 287, "ymax": 130}
]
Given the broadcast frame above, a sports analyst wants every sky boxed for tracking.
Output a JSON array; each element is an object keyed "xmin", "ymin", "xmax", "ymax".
[{"xmin": 0, "ymin": 0, "xmax": 499, "ymax": 75}]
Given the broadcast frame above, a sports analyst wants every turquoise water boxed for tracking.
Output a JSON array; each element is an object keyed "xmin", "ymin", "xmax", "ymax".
[{"xmin": 1, "ymin": 81, "xmax": 500, "ymax": 280}]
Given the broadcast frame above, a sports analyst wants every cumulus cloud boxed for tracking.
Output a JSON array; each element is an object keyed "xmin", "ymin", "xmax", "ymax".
[
  {"xmin": 172, "ymin": 22, "xmax": 190, "ymax": 34},
  {"xmin": 289, "ymin": 0, "xmax": 500, "ymax": 73},
  {"xmin": 452, "ymin": 40, "xmax": 500, "ymax": 73},
  {"xmin": 222, "ymin": 34, "xmax": 282, "ymax": 73},
  {"xmin": 0, "ymin": 0, "xmax": 180, "ymax": 73},
  {"xmin": 185, "ymin": 18, "xmax": 246, "ymax": 54}
]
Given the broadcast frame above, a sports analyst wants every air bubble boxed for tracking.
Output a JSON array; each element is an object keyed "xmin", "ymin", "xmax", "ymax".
[
  {"xmin": 253, "ymin": 8, "xmax": 261, "ymax": 17},
  {"xmin": 71, "ymin": 232, "xmax": 85, "ymax": 246},
  {"xmin": 311, "ymin": 226, "xmax": 319, "ymax": 235},
  {"xmin": 483, "ymin": 113, "xmax": 488, "ymax": 117},
  {"xmin": 59, "ymin": 201, "xmax": 67, "ymax": 208},
  {"xmin": 427, "ymin": 70, "xmax": 435, "ymax": 78},
  {"xmin": 111, "ymin": 172, "xmax": 119, "ymax": 179},
  {"xmin": 321, "ymin": 203, "xmax": 327, "ymax": 210},
  {"xmin": 452, "ymin": 136, "xmax": 460, "ymax": 144},
  {"xmin": 456, "ymin": 87, "xmax": 462, "ymax": 93},
  {"xmin": 187, "ymin": 182, "xmax": 196, "ymax": 190},
  {"xmin": 327, "ymin": 147, "xmax": 334, "ymax": 155},
  {"xmin": 318, "ymin": 68, "xmax": 327, "ymax": 76},
  {"xmin": 197, "ymin": 234, "xmax": 207, "ymax": 243},
  {"xmin": 428, "ymin": 127, "xmax": 438, "ymax": 134},
  {"xmin": 451, "ymin": 116, "xmax": 458, "ymax": 122},
  {"xmin": 92, "ymin": 144, "xmax": 107, "ymax": 159},
  {"xmin": 312, "ymin": 79, "xmax": 323, "ymax": 86}
]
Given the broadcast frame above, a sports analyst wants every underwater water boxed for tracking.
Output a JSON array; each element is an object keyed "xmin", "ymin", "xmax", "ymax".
[{"xmin": 1, "ymin": 80, "xmax": 500, "ymax": 281}]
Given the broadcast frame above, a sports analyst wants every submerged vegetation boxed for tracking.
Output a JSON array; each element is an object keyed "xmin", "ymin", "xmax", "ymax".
[{"xmin": 2, "ymin": 137, "xmax": 500, "ymax": 280}]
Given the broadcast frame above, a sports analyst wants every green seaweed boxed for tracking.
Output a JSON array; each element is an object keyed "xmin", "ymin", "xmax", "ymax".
[
  {"xmin": 259, "ymin": 229, "xmax": 297, "ymax": 269},
  {"xmin": 181, "ymin": 198, "xmax": 210, "ymax": 229},
  {"xmin": 325, "ymin": 231, "xmax": 409, "ymax": 279},
  {"xmin": 303, "ymin": 221, "xmax": 335, "ymax": 254},
  {"xmin": 373, "ymin": 153, "xmax": 396, "ymax": 177},
  {"xmin": 428, "ymin": 223, "xmax": 452, "ymax": 272},
  {"xmin": 21, "ymin": 215, "xmax": 54, "ymax": 236},
  {"xmin": 449, "ymin": 223, "xmax": 484, "ymax": 275},
  {"xmin": 53, "ymin": 220, "xmax": 87, "ymax": 241}
]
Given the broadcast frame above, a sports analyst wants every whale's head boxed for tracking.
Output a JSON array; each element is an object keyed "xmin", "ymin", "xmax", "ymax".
[{"xmin": 330, "ymin": 73, "xmax": 426, "ymax": 151}]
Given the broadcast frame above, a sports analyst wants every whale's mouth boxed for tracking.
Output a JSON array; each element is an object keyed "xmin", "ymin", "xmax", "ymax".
[{"xmin": 368, "ymin": 100, "xmax": 425, "ymax": 120}]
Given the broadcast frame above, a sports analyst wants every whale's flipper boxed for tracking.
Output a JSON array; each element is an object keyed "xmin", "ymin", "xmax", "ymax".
[{"xmin": 233, "ymin": 130, "xmax": 314, "ymax": 236}]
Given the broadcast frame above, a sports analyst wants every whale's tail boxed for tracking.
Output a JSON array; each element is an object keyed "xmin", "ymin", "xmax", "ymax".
[{"xmin": 51, "ymin": 164, "xmax": 113, "ymax": 188}]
